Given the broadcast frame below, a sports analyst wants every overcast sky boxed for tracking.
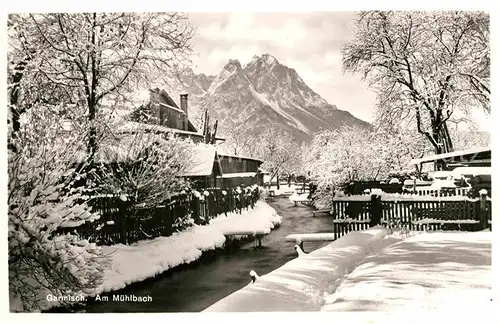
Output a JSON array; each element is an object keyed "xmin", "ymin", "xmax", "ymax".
[
  {"xmin": 187, "ymin": 12, "xmax": 378, "ymax": 123},
  {"xmin": 186, "ymin": 12, "xmax": 491, "ymax": 131}
]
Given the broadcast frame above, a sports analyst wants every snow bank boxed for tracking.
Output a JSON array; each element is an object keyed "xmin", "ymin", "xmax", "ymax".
[
  {"xmin": 98, "ymin": 226, "xmax": 226, "ymax": 293},
  {"xmin": 321, "ymin": 231, "xmax": 492, "ymax": 312},
  {"xmin": 97, "ymin": 202, "xmax": 280, "ymax": 293},
  {"xmin": 203, "ymin": 226, "xmax": 399, "ymax": 312},
  {"xmin": 97, "ymin": 202, "xmax": 280, "ymax": 295},
  {"xmin": 14, "ymin": 201, "xmax": 281, "ymax": 312},
  {"xmin": 208, "ymin": 201, "xmax": 282, "ymax": 236},
  {"xmin": 285, "ymin": 233, "xmax": 337, "ymax": 244}
]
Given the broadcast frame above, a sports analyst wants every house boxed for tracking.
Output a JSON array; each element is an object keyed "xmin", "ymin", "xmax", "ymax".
[
  {"xmin": 120, "ymin": 88, "xmax": 263, "ymax": 189},
  {"xmin": 123, "ymin": 89, "xmax": 225, "ymax": 144}
]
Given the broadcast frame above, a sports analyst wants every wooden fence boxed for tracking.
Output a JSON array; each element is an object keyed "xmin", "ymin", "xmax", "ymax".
[
  {"xmin": 56, "ymin": 187, "xmax": 260, "ymax": 245},
  {"xmin": 331, "ymin": 196, "xmax": 491, "ymax": 240}
]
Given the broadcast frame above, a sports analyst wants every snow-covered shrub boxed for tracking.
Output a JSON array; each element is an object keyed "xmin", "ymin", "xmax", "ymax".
[
  {"xmin": 8, "ymin": 105, "xmax": 107, "ymax": 312},
  {"xmin": 259, "ymin": 188, "xmax": 270, "ymax": 200},
  {"xmin": 192, "ymin": 190, "xmax": 201, "ymax": 199},
  {"xmin": 172, "ymin": 213, "xmax": 195, "ymax": 232},
  {"xmin": 88, "ymin": 129, "xmax": 195, "ymax": 209}
]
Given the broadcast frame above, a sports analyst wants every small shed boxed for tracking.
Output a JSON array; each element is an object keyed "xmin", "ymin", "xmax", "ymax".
[
  {"xmin": 183, "ymin": 146, "xmax": 223, "ymax": 189},
  {"xmin": 217, "ymin": 154, "xmax": 264, "ymax": 188}
]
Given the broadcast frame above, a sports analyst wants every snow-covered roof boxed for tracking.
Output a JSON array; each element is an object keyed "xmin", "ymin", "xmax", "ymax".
[
  {"xmin": 409, "ymin": 147, "xmax": 490, "ymax": 165},
  {"xmin": 183, "ymin": 146, "xmax": 221, "ymax": 177},
  {"xmin": 159, "ymin": 102, "xmax": 186, "ymax": 115},
  {"xmin": 117, "ymin": 121, "xmax": 226, "ymax": 141},
  {"xmin": 220, "ymin": 172, "xmax": 257, "ymax": 179},
  {"xmin": 451, "ymin": 166, "xmax": 491, "ymax": 177},
  {"xmin": 218, "ymin": 153, "xmax": 263, "ymax": 164}
]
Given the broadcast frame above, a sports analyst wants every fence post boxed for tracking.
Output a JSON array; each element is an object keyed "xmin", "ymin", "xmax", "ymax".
[
  {"xmin": 118, "ymin": 198, "xmax": 128, "ymax": 245},
  {"xmin": 165, "ymin": 205, "xmax": 173, "ymax": 236},
  {"xmin": 370, "ymin": 193, "xmax": 382, "ymax": 227},
  {"xmin": 192, "ymin": 197, "xmax": 201, "ymax": 225},
  {"xmin": 479, "ymin": 189, "xmax": 489, "ymax": 230}
]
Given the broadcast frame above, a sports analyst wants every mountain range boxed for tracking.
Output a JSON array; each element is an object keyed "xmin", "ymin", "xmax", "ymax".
[{"xmin": 171, "ymin": 53, "xmax": 371, "ymax": 142}]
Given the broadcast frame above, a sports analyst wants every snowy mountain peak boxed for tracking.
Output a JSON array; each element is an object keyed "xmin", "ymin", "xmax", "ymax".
[
  {"xmin": 261, "ymin": 53, "xmax": 278, "ymax": 65},
  {"xmin": 224, "ymin": 59, "xmax": 243, "ymax": 72},
  {"xmin": 171, "ymin": 54, "xmax": 371, "ymax": 142},
  {"xmin": 245, "ymin": 53, "xmax": 279, "ymax": 70}
]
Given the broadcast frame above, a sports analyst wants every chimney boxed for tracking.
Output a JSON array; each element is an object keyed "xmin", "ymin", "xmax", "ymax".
[{"xmin": 180, "ymin": 94, "xmax": 189, "ymax": 130}]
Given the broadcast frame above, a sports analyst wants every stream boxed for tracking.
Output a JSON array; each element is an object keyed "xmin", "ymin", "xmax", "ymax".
[{"xmin": 82, "ymin": 196, "xmax": 335, "ymax": 312}]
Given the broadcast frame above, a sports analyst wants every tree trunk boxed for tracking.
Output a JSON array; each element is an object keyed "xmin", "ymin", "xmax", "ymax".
[
  {"xmin": 276, "ymin": 168, "xmax": 280, "ymax": 190},
  {"xmin": 87, "ymin": 13, "xmax": 99, "ymax": 159}
]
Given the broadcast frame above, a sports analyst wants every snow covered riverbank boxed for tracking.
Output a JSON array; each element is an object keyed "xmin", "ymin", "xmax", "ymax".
[
  {"xmin": 203, "ymin": 226, "xmax": 399, "ymax": 312},
  {"xmin": 10, "ymin": 201, "xmax": 281, "ymax": 312},
  {"xmin": 204, "ymin": 228, "xmax": 492, "ymax": 312},
  {"xmin": 96, "ymin": 201, "xmax": 281, "ymax": 294},
  {"xmin": 321, "ymin": 230, "xmax": 492, "ymax": 312}
]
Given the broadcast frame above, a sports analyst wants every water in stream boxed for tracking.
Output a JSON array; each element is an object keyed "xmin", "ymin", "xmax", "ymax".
[{"xmin": 83, "ymin": 197, "xmax": 335, "ymax": 313}]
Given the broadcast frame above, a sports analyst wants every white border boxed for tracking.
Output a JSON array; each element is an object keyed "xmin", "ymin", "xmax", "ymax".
[{"xmin": 1, "ymin": 2, "xmax": 497, "ymax": 324}]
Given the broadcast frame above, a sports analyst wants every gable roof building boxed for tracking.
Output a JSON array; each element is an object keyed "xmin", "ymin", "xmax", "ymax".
[{"xmin": 126, "ymin": 89, "xmax": 225, "ymax": 143}]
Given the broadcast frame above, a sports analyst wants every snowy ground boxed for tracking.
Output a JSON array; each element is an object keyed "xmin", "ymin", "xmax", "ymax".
[
  {"xmin": 288, "ymin": 191, "xmax": 311, "ymax": 204},
  {"xmin": 203, "ymin": 229, "xmax": 492, "ymax": 312},
  {"xmin": 10, "ymin": 201, "xmax": 281, "ymax": 312},
  {"xmin": 321, "ymin": 231, "xmax": 492, "ymax": 312},
  {"xmin": 203, "ymin": 226, "xmax": 399, "ymax": 312}
]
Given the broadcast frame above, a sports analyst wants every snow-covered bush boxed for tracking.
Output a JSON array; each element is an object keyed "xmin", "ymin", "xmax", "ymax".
[
  {"xmin": 259, "ymin": 188, "xmax": 270, "ymax": 200},
  {"xmin": 88, "ymin": 128, "xmax": 195, "ymax": 209},
  {"xmin": 172, "ymin": 213, "xmax": 195, "ymax": 232},
  {"xmin": 8, "ymin": 105, "xmax": 107, "ymax": 312}
]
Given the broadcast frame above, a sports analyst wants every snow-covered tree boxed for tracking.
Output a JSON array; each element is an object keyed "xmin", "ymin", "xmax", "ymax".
[
  {"xmin": 448, "ymin": 127, "xmax": 491, "ymax": 151},
  {"xmin": 374, "ymin": 116, "xmax": 433, "ymax": 174},
  {"xmin": 8, "ymin": 13, "xmax": 195, "ymax": 158},
  {"xmin": 218, "ymin": 119, "xmax": 254, "ymax": 156},
  {"xmin": 306, "ymin": 126, "xmax": 376, "ymax": 189},
  {"xmin": 343, "ymin": 11, "xmax": 490, "ymax": 167},
  {"xmin": 249, "ymin": 127, "xmax": 301, "ymax": 189},
  {"xmin": 8, "ymin": 104, "xmax": 107, "ymax": 312},
  {"xmin": 306, "ymin": 124, "xmax": 432, "ymax": 200},
  {"xmin": 88, "ymin": 125, "xmax": 195, "ymax": 208}
]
